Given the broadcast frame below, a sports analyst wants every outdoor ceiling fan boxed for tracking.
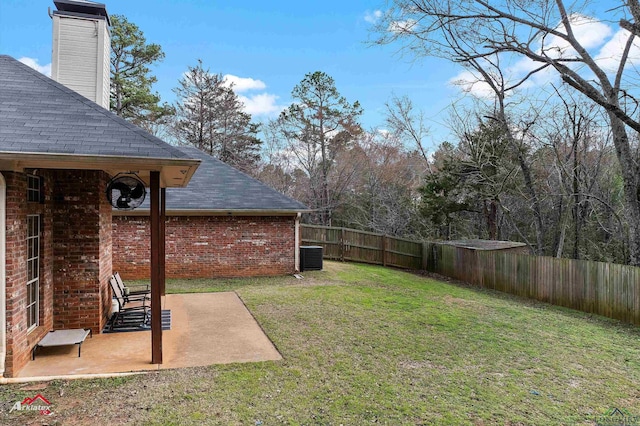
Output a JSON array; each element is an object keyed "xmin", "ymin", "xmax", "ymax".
[{"xmin": 105, "ymin": 173, "xmax": 146, "ymax": 211}]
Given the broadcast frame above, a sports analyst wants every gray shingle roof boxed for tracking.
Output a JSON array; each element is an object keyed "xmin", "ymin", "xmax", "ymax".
[
  {"xmin": 140, "ymin": 146, "xmax": 308, "ymax": 212},
  {"xmin": 0, "ymin": 55, "xmax": 188, "ymax": 160}
]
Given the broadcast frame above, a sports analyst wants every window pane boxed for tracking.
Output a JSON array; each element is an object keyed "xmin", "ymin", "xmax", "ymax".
[
  {"xmin": 28, "ymin": 305, "xmax": 36, "ymax": 328},
  {"xmin": 26, "ymin": 215, "xmax": 40, "ymax": 330},
  {"xmin": 27, "ymin": 176, "xmax": 41, "ymax": 203}
]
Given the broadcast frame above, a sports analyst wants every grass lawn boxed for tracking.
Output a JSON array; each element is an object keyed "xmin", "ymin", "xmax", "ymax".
[{"xmin": 2, "ymin": 261, "xmax": 639, "ymax": 425}]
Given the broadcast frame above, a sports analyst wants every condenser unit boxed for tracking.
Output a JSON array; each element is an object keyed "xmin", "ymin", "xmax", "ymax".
[{"xmin": 300, "ymin": 246, "xmax": 323, "ymax": 271}]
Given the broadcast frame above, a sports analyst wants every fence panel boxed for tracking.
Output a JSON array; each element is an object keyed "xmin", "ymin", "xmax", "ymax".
[
  {"xmin": 300, "ymin": 225, "xmax": 343, "ymax": 260},
  {"xmin": 301, "ymin": 225, "xmax": 423, "ymax": 269},
  {"xmin": 442, "ymin": 249, "xmax": 640, "ymax": 327},
  {"xmin": 386, "ymin": 237, "xmax": 423, "ymax": 269},
  {"xmin": 343, "ymin": 228, "xmax": 383, "ymax": 265}
]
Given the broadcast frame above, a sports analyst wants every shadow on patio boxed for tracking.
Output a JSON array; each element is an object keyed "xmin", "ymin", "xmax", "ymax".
[{"xmin": 18, "ymin": 292, "xmax": 282, "ymax": 379}]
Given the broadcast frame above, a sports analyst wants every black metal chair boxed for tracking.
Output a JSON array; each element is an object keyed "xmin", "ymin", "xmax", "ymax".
[
  {"xmin": 108, "ymin": 276, "xmax": 150, "ymax": 330},
  {"xmin": 113, "ymin": 272, "xmax": 151, "ymax": 303}
]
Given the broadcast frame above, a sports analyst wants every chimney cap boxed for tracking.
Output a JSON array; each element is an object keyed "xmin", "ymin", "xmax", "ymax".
[{"xmin": 53, "ymin": 0, "xmax": 109, "ymax": 24}]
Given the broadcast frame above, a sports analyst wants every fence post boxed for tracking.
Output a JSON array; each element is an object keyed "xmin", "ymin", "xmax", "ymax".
[
  {"xmin": 340, "ymin": 227, "xmax": 345, "ymax": 262},
  {"xmin": 382, "ymin": 235, "xmax": 387, "ymax": 267}
]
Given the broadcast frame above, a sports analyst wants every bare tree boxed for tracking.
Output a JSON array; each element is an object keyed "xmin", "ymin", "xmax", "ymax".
[
  {"xmin": 385, "ymin": 94, "xmax": 433, "ymax": 173},
  {"xmin": 537, "ymin": 89, "xmax": 626, "ymax": 261},
  {"xmin": 336, "ymin": 131, "xmax": 428, "ymax": 236},
  {"xmin": 374, "ymin": 0, "xmax": 640, "ymax": 265}
]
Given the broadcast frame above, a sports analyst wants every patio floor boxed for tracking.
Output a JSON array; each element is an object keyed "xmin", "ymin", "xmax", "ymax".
[{"xmin": 18, "ymin": 292, "xmax": 282, "ymax": 378}]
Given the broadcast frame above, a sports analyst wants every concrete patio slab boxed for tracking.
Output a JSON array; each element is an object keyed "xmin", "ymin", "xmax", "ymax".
[{"xmin": 18, "ymin": 292, "xmax": 281, "ymax": 379}]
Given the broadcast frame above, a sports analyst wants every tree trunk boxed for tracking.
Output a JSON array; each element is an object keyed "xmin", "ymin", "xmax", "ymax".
[
  {"xmin": 608, "ymin": 113, "xmax": 640, "ymax": 265},
  {"xmin": 497, "ymin": 105, "xmax": 545, "ymax": 254},
  {"xmin": 556, "ymin": 223, "xmax": 566, "ymax": 258},
  {"xmin": 572, "ymin": 138, "xmax": 580, "ymax": 260},
  {"xmin": 484, "ymin": 200, "xmax": 498, "ymax": 240},
  {"xmin": 552, "ymin": 195, "xmax": 564, "ymax": 256}
]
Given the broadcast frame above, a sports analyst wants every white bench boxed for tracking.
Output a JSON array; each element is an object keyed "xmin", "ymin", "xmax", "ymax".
[{"xmin": 32, "ymin": 329, "xmax": 92, "ymax": 360}]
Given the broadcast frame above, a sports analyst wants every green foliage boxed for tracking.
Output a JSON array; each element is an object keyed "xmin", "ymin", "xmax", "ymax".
[
  {"xmin": 110, "ymin": 15, "xmax": 172, "ymax": 133},
  {"xmin": 172, "ymin": 60, "xmax": 262, "ymax": 173},
  {"xmin": 420, "ymin": 158, "xmax": 468, "ymax": 228},
  {"xmin": 421, "ymin": 119, "xmax": 530, "ymax": 240}
]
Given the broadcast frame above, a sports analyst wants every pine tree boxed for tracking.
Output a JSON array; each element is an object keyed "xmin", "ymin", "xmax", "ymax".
[
  {"xmin": 110, "ymin": 15, "xmax": 172, "ymax": 133},
  {"xmin": 171, "ymin": 60, "xmax": 262, "ymax": 173}
]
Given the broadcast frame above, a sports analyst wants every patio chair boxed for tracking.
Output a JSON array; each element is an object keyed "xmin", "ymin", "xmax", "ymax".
[
  {"xmin": 109, "ymin": 276, "xmax": 149, "ymax": 310},
  {"xmin": 108, "ymin": 276, "xmax": 150, "ymax": 330},
  {"xmin": 113, "ymin": 271, "xmax": 150, "ymax": 303}
]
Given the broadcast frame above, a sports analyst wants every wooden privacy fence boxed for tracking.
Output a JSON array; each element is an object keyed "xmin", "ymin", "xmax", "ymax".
[
  {"xmin": 425, "ymin": 243, "xmax": 640, "ymax": 326},
  {"xmin": 301, "ymin": 224, "xmax": 423, "ymax": 270},
  {"xmin": 301, "ymin": 224, "xmax": 640, "ymax": 326}
]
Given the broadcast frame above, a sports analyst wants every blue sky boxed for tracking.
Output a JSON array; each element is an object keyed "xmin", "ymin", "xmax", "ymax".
[
  {"xmin": 0, "ymin": 0, "xmax": 626, "ymax": 152},
  {"xmin": 0, "ymin": 0, "xmax": 461, "ymax": 149}
]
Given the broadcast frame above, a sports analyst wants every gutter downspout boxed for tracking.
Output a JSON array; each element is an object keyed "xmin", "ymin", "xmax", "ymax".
[
  {"xmin": 294, "ymin": 213, "xmax": 301, "ymax": 272},
  {"xmin": 0, "ymin": 173, "xmax": 6, "ymax": 376}
]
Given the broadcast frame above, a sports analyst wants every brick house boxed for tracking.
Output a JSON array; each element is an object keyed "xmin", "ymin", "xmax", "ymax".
[
  {"xmin": 113, "ymin": 146, "xmax": 308, "ymax": 279},
  {"xmin": 0, "ymin": 1, "xmax": 200, "ymax": 377}
]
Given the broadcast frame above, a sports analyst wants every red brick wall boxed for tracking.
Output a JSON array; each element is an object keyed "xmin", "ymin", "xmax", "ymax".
[
  {"xmin": 51, "ymin": 170, "xmax": 112, "ymax": 334},
  {"xmin": 113, "ymin": 215, "xmax": 296, "ymax": 279},
  {"xmin": 4, "ymin": 171, "xmax": 54, "ymax": 377}
]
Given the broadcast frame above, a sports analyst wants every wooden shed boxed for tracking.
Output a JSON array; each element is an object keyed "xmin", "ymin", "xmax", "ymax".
[{"xmin": 425, "ymin": 239, "xmax": 530, "ymax": 284}]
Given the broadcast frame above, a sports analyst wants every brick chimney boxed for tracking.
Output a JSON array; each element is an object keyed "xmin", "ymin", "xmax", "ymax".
[{"xmin": 51, "ymin": 0, "xmax": 111, "ymax": 109}]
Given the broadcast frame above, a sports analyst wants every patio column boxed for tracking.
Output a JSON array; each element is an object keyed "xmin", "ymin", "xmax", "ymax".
[
  {"xmin": 160, "ymin": 188, "xmax": 166, "ymax": 296},
  {"xmin": 150, "ymin": 171, "xmax": 162, "ymax": 364}
]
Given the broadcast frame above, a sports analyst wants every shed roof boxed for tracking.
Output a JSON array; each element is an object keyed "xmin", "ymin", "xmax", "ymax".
[
  {"xmin": 116, "ymin": 146, "xmax": 308, "ymax": 215},
  {"xmin": 0, "ymin": 55, "xmax": 199, "ymax": 186},
  {"xmin": 439, "ymin": 239, "xmax": 528, "ymax": 251}
]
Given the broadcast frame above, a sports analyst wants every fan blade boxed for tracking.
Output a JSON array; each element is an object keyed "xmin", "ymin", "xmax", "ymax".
[
  {"xmin": 129, "ymin": 183, "xmax": 145, "ymax": 199},
  {"xmin": 111, "ymin": 181, "xmax": 132, "ymax": 197}
]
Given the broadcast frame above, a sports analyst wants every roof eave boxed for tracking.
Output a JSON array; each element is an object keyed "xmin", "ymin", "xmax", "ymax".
[{"xmin": 0, "ymin": 152, "xmax": 201, "ymax": 187}]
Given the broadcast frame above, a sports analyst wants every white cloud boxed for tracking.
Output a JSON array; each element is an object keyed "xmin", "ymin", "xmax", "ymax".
[
  {"xmin": 220, "ymin": 73, "xmax": 284, "ymax": 117},
  {"xmin": 542, "ymin": 14, "xmax": 611, "ymax": 59},
  {"xmin": 238, "ymin": 93, "xmax": 283, "ymax": 117},
  {"xmin": 595, "ymin": 28, "xmax": 640, "ymax": 73},
  {"xmin": 364, "ymin": 10, "xmax": 383, "ymax": 24},
  {"xmin": 388, "ymin": 19, "xmax": 418, "ymax": 34},
  {"xmin": 222, "ymin": 74, "xmax": 266, "ymax": 92},
  {"xmin": 19, "ymin": 57, "xmax": 51, "ymax": 77},
  {"xmin": 448, "ymin": 70, "xmax": 497, "ymax": 99}
]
